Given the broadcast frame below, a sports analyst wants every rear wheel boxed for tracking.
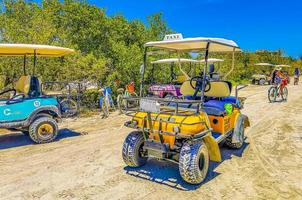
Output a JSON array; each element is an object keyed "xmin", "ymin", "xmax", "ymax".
[
  {"xmin": 179, "ymin": 142, "xmax": 209, "ymax": 184},
  {"xmin": 60, "ymin": 98, "xmax": 78, "ymax": 118},
  {"xmin": 268, "ymin": 86, "xmax": 277, "ymax": 102},
  {"xmin": 122, "ymin": 131, "xmax": 147, "ymax": 167},
  {"xmin": 29, "ymin": 117, "xmax": 58, "ymax": 144},
  {"xmin": 281, "ymin": 87, "xmax": 288, "ymax": 101},
  {"xmin": 100, "ymin": 96, "xmax": 109, "ymax": 118}
]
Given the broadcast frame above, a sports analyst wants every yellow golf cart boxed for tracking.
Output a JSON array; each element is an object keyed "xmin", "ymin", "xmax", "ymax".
[{"xmin": 122, "ymin": 34, "xmax": 250, "ymax": 184}]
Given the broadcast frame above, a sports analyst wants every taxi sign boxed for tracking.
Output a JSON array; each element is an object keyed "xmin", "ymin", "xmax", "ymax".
[{"xmin": 164, "ymin": 33, "xmax": 183, "ymax": 41}]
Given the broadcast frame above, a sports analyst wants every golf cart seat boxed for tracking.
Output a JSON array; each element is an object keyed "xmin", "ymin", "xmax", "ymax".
[
  {"xmin": 180, "ymin": 80, "xmax": 238, "ymax": 116},
  {"xmin": 176, "ymin": 75, "xmax": 187, "ymax": 83},
  {"xmin": 15, "ymin": 75, "xmax": 41, "ymax": 98}
]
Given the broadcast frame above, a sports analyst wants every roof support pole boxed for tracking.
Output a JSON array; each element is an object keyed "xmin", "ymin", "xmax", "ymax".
[
  {"xmin": 33, "ymin": 49, "xmax": 37, "ymax": 75},
  {"xmin": 224, "ymin": 47, "xmax": 235, "ymax": 79},
  {"xmin": 140, "ymin": 47, "xmax": 148, "ymax": 97},
  {"xmin": 201, "ymin": 42, "xmax": 210, "ymax": 101},
  {"xmin": 23, "ymin": 55, "xmax": 26, "ymax": 75}
]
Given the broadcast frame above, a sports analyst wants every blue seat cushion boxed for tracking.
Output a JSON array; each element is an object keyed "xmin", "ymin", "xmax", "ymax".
[
  {"xmin": 203, "ymin": 100, "xmax": 226, "ymax": 116},
  {"xmin": 204, "ymin": 100, "xmax": 226, "ymax": 111},
  {"xmin": 221, "ymin": 96, "xmax": 241, "ymax": 108}
]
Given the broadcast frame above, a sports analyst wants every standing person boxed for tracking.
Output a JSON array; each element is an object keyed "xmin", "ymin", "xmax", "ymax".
[{"xmin": 294, "ymin": 67, "xmax": 300, "ymax": 85}]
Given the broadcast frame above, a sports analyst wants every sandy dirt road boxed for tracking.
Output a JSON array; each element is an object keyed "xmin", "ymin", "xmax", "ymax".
[{"xmin": 0, "ymin": 83, "xmax": 302, "ymax": 200}]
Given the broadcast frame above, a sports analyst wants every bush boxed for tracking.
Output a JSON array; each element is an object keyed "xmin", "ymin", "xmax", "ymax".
[{"xmin": 80, "ymin": 89, "xmax": 100, "ymax": 109}]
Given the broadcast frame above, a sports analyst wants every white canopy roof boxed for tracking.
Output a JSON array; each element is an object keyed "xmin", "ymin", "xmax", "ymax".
[
  {"xmin": 254, "ymin": 63, "xmax": 275, "ymax": 67},
  {"xmin": 145, "ymin": 37, "xmax": 241, "ymax": 52},
  {"xmin": 151, "ymin": 58, "xmax": 198, "ymax": 64},
  {"xmin": 275, "ymin": 64, "xmax": 291, "ymax": 68},
  {"xmin": 0, "ymin": 44, "xmax": 75, "ymax": 57},
  {"xmin": 198, "ymin": 58, "xmax": 224, "ymax": 64}
]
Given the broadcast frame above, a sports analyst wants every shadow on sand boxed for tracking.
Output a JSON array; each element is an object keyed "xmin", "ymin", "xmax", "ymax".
[
  {"xmin": 0, "ymin": 128, "xmax": 81, "ymax": 150},
  {"xmin": 124, "ymin": 142, "xmax": 249, "ymax": 191}
]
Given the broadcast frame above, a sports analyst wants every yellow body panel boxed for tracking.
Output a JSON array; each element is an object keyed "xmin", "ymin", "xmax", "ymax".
[
  {"xmin": 208, "ymin": 108, "xmax": 240, "ymax": 134},
  {"xmin": 203, "ymin": 135, "xmax": 221, "ymax": 162},
  {"xmin": 131, "ymin": 107, "xmax": 245, "ymax": 162},
  {"xmin": 133, "ymin": 110, "xmax": 210, "ymax": 148}
]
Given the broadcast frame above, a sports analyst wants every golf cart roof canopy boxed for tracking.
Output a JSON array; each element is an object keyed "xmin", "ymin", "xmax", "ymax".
[
  {"xmin": 145, "ymin": 35, "xmax": 241, "ymax": 52},
  {"xmin": 198, "ymin": 58, "xmax": 224, "ymax": 64},
  {"xmin": 0, "ymin": 44, "xmax": 75, "ymax": 57},
  {"xmin": 275, "ymin": 64, "xmax": 291, "ymax": 68},
  {"xmin": 151, "ymin": 58, "xmax": 198, "ymax": 64},
  {"xmin": 254, "ymin": 63, "xmax": 275, "ymax": 67}
]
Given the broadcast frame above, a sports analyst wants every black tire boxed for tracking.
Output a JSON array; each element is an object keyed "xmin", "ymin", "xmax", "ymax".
[
  {"xmin": 268, "ymin": 86, "xmax": 277, "ymax": 103},
  {"xmin": 29, "ymin": 117, "xmax": 58, "ymax": 144},
  {"xmin": 259, "ymin": 78, "xmax": 265, "ymax": 85},
  {"xmin": 179, "ymin": 142, "xmax": 209, "ymax": 184},
  {"xmin": 281, "ymin": 87, "xmax": 288, "ymax": 101},
  {"xmin": 101, "ymin": 97, "xmax": 109, "ymax": 118},
  {"xmin": 60, "ymin": 99, "xmax": 78, "ymax": 118},
  {"xmin": 225, "ymin": 115, "xmax": 245, "ymax": 149},
  {"xmin": 251, "ymin": 79, "xmax": 256, "ymax": 85},
  {"xmin": 122, "ymin": 131, "xmax": 147, "ymax": 167},
  {"xmin": 117, "ymin": 94, "xmax": 126, "ymax": 114}
]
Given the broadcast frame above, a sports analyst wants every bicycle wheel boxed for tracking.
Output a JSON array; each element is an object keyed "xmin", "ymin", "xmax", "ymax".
[
  {"xmin": 268, "ymin": 86, "xmax": 277, "ymax": 103},
  {"xmin": 281, "ymin": 87, "xmax": 288, "ymax": 101},
  {"xmin": 60, "ymin": 98, "xmax": 78, "ymax": 118},
  {"xmin": 117, "ymin": 94, "xmax": 126, "ymax": 114},
  {"xmin": 100, "ymin": 96, "xmax": 109, "ymax": 118}
]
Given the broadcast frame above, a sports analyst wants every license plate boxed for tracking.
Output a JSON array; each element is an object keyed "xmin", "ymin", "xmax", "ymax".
[{"xmin": 140, "ymin": 99, "xmax": 160, "ymax": 113}]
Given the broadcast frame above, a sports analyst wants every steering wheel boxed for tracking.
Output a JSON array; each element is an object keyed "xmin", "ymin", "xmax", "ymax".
[
  {"xmin": 0, "ymin": 88, "xmax": 16, "ymax": 97},
  {"xmin": 190, "ymin": 76, "xmax": 211, "ymax": 93},
  {"xmin": 6, "ymin": 94, "xmax": 25, "ymax": 104}
]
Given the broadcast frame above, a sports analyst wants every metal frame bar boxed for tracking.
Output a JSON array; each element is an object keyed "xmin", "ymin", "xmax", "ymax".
[{"xmin": 23, "ymin": 55, "xmax": 26, "ymax": 75}]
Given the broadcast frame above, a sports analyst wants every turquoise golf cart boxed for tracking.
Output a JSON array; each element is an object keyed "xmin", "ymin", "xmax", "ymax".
[{"xmin": 0, "ymin": 44, "xmax": 74, "ymax": 143}]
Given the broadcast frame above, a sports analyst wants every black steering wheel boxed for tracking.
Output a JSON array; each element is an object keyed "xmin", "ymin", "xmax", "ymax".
[
  {"xmin": 0, "ymin": 88, "xmax": 16, "ymax": 97},
  {"xmin": 190, "ymin": 76, "xmax": 211, "ymax": 93},
  {"xmin": 6, "ymin": 93, "xmax": 25, "ymax": 104}
]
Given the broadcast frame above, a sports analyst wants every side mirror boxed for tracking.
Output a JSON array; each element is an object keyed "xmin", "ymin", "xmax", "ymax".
[{"xmin": 140, "ymin": 64, "xmax": 144, "ymax": 75}]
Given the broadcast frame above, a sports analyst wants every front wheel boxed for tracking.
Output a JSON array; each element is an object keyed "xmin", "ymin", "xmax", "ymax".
[
  {"xmin": 179, "ymin": 142, "xmax": 209, "ymax": 184},
  {"xmin": 122, "ymin": 131, "xmax": 147, "ymax": 167},
  {"xmin": 117, "ymin": 94, "xmax": 126, "ymax": 114},
  {"xmin": 29, "ymin": 117, "xmax": 58, "ymax": 144},
  {"xmin": 268, "ymin": 86, "xmax": 277, "ymax": 103}
]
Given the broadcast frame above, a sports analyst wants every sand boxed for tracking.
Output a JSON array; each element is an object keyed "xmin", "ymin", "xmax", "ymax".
[{"xmin": 0, "ymin": 83, "xmax": 302, "ymax": 200}]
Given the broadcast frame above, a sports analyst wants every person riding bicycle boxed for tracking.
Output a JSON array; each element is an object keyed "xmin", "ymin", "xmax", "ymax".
[{"xmin": 273, "ymin": 67, "xmax": 288, "ymax": 95}]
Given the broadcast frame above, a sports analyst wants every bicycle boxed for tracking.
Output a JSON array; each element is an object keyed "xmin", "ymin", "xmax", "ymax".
[
  {"xmin": 43, "ymin": 82, "xmax": 79, "ymax": 118},
  {"xmin": 99, "ymin": 86, "xmax": 115, "ymax": 118},
  {"xmin": 268, "ymin": 84, "xmax": 288, "ymax": 102},
  {"xmin": 60, "ymin": 97, "xmax": 78, "ymax": 118},
  {"xmin": 117, "ymin": 82, "xmax": 138, "ymax": 114}
]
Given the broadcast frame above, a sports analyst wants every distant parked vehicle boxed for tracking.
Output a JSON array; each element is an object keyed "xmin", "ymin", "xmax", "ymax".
[{"xmin": 251, "ymin": 63, "xmax": 275, "ymax": 85}]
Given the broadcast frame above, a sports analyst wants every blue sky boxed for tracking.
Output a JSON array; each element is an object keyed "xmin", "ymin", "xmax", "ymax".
[{"xmin": 88, "ymin": 0, "xmax": 302, "ymax": 58}]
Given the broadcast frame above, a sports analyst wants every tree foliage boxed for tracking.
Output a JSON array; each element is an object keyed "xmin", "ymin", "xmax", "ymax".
[{"xmin": 0, "ymin": 0, "xmax": 300, "ymax": 91}]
